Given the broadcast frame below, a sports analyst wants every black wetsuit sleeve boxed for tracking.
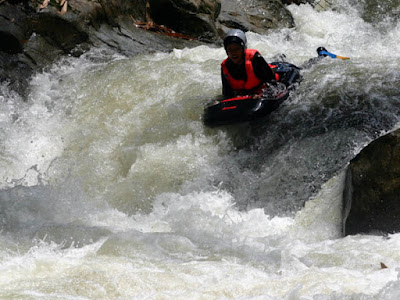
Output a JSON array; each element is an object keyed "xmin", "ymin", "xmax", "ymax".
[
  {"xmin": 301, "ymin": 56, "xmax": 324, "ymax": 69},
  {"xmin": 252, "ymin": 52, "xmax": 275, "ymax": 83},
  {"xmin": 221, "ymin": 68, "xmax": 235, "ymax": 99}
]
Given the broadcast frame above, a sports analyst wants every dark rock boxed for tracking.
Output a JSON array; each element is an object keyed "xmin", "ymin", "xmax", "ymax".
[
  {"xmin": 88, "ymin": 15, "xmax": 204, "ymax": 57},
  {"xmin": 32, "ymin": 9, "xmax": 89, "ymax": 53},
  {"xmin": 96, "ymin": 0, "xmax": 147, "ymax": 25},
  {"xmin": 0, "ymin": 51, "xmax": 34, "ymax": 97},
  {"xmin": 217, "ymin": 0, "xmax": 294, "ymax": 36},
  {"xmin": 148, "ymin": 0, "xmax": 221, "ymax": 42},
  {"xmin": 24, "ymin": 32, "xmax": 65, "ymax": 65},
  {"xmin": 343, "ymin": 129, "xmax": 400, "ymax": 235},
  {"xmin": 280, "ymin": 0, "xmax": 313, "ymax": 5},
  {"xmin": 0, "ymin": 2, "xmax": 32, "ymax": 53},
  {"xmin": 0, "ymin": 2, "xmax": 35, "ymax": 96}
]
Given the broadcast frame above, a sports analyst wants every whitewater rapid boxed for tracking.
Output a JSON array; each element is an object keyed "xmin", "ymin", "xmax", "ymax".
[{"xmin": 1, "ymin": 0, "xmax": 400, "ymax": 299}]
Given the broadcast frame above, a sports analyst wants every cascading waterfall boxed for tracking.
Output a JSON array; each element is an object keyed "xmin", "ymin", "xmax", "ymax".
[{"xmin": 0, "ymin": 0, "xmax": 400, "ymax": 299}]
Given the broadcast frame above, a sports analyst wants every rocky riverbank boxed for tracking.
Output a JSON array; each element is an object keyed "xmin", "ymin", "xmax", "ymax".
[{"xmin": 0, "ymin": 0, "xmax": 316, "ymax": 97}]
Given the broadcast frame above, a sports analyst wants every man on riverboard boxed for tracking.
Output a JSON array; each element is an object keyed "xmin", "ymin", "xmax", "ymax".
[{"xmin": 221, "ymin": 29, "xmax": 277, "ymax": 99}]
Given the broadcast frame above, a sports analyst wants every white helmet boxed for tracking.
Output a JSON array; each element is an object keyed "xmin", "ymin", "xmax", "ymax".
[{"xmin": 223, "ymin": 29, "xmax": 247, "ymax": 50}]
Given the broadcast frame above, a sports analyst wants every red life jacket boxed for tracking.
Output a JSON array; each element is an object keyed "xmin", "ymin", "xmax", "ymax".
[
  {"xmin": 221, "ymin": 49, "xmax": 262, "ymax": 93},
  {"xmin": 268, "ymin": 64, "xmax": 280, "ymax": 81}
]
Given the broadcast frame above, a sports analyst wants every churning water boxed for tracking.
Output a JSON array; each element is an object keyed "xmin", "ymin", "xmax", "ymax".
[{"xmin": 1, "ymin": 0, "xmax": 400, "ymax": 298}]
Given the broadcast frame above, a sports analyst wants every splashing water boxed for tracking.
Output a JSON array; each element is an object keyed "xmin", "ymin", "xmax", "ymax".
[{"xmin": 0, "ymin": 0, "xmax": 400, "ymax": 298}]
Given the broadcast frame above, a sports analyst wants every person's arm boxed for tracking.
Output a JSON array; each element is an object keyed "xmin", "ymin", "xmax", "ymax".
[
  {"xmin": 221, "ymin": 68, "xmax": 235, "ymax": 99},
  {"xmin": 252, "ymin": 52, "xmax": 275, "ymax": 83},
  {"xmin": 301, "ymin": 56, "xmax": 324, "ymax": 69}
]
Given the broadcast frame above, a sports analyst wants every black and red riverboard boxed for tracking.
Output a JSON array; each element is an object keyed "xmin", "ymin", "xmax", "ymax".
[{"xmin": 203, "ymin": 62, "xmax": 301, "ymax": 127}]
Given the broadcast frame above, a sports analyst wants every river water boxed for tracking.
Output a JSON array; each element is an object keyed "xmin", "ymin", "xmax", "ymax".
[{"xmin": 1, "ymin": 0, "xmax": 400, "ymax": 299}]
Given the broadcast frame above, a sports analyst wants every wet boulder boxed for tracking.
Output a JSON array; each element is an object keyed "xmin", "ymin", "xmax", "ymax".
[
  {"xmin": 217, "ymin": 0, "xmax": 294, "ymax": 35},
  {"xmin": 343, "ymin": 129, "xmax": 400, "ymax": 235},
  {"xmin": 148, "ymin": 0, "xmax": 221, "ymax": 41},
  {"xmin": 280, "ymin": 0, "xmax": 313, "ymax": 4},
  {"xmin": 0, "ymin": 2, "xmax": 34, "ymax": 96},
  {"xmin": 0, "ymin": 2, "xmax": 32, "ymax": 53},
  {"xmin": 95, "ymin": 0, "xmax": 147, "ymax": 24},
  {"xmin": 32, "ymin": 9, "xmax": 89, "ymax": 53}
]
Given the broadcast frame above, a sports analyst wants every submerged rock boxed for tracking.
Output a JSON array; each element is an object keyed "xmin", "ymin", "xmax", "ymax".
[{"xmin": 343, "ymin": 129, "xmax": 400, "ymax": 235}]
